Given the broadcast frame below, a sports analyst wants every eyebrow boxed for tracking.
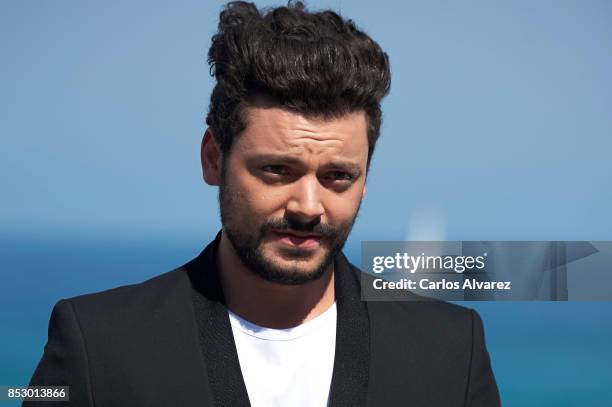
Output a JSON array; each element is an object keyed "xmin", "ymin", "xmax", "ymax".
[
  {"xmin": 251, "ymin": 154, "xmax": 303, "ymax": 166},
  {"xmin": 327, "ymin": 161, "xmax": 363, "ymax": 177}
]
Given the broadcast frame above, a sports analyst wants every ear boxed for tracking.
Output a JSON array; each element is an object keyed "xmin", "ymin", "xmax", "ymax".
[{"xmin": 201, "ymin": 128, "xmax": 222, "ymax": 186}]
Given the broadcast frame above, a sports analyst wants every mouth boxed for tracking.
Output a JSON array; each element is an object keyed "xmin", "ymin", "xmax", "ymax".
[{"xmin": 271, "ymin": 229, "xmax": 322, "ymax": 249}]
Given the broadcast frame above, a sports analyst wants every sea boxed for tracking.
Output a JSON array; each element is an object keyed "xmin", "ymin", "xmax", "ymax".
[{"xmin": 1, "ymin": 233, "xmax": 611, "ymax": 406}]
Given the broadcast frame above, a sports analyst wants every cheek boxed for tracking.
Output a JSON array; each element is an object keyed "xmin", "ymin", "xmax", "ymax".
[
  {"xmin": 324, "ymin": 189, "xmax": 363, "ymax": 224},
  {"xmin": 231, "ymin": 177, "xmax": 286, "ymax": 217}
]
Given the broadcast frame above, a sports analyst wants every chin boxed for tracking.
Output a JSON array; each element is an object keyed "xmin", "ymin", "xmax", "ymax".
[{"xmin": 256, "ymin": 252, "xmax": 331, "ymax": 285}]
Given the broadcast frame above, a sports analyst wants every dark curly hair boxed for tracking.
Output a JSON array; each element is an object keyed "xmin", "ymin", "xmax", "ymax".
[{"xmin": 206, "ymin": 1, "xmax": 391, "ymax": 169}]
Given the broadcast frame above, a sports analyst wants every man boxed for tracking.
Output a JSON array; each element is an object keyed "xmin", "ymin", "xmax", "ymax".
[{"xmin": 26, "ymin": 2, "xmax": 501, "ymax": 406}]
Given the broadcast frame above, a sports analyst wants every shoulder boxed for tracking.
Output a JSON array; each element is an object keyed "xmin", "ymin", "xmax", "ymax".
[
  {"xmin": 69, "ymin": 267, "xmax": 190, "ymax": 315},
  {"xmin": 58, "ymin": 262, "xmax": 196, "ymax": 338},
  {"xmin": 352, "ymin": 264, "xmax": 479, "ymax": 335},
  {"xmin": 367, "ymin": 295, "xmax": 478, "ymax": 343},
  {"xmin": 347, "ymin": 263, "xmax": 500, "ymax": 404},
  {"xmin": 44, "ymin": 261, "xmax": 203, "ymax": 371},
  {"xmin": 31, "ymin": 257, "xmax": 218, "ymax": 405},
  {"xmin": 366, "ymin": 289, "xmax": 477, "ymax": 334}
]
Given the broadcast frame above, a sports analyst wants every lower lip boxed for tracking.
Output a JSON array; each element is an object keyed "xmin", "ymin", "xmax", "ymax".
[{"xmin": 273, "ymin": 232, "xmax": 321, "ymax": 248}]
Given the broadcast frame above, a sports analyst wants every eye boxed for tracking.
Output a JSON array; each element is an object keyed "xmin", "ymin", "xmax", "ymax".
[
  {"xmin": 262, "ymin": 165, "xmax": 289, "ymax": 175},
  {"xmin": 326, "ymin": 171, "xmax": 354, "ymax": 181}
]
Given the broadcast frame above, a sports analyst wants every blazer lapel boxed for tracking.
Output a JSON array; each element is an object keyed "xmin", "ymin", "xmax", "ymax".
[
  {"xmin": 328, "ymin": 252, "xmax": 371, "ymax": 407},
  {"xmin": 187, "ymin": 232, "xmax": 252, "ymax": 407},
  {"xmin": 186, "ymin": 231, "xmax": 370, "ymax": 407}
]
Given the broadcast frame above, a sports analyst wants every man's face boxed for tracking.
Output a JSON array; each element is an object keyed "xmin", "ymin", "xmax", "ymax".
[{"xmin": 213, "ymin": 107, "xmax": 368, "ymax": 285}]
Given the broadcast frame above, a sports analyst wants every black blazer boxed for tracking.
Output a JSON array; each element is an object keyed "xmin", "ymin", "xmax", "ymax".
[{"xmin": 25, "ymin": 232, "xmax": 501, "ymax": 406}]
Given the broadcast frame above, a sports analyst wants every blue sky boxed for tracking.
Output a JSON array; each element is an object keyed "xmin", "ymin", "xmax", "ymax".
[{"xmin": 2, "ymin": 0, "xmax": 611, "ymax": 244}]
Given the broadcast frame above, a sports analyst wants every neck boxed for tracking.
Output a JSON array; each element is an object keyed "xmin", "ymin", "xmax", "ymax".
[{"xmin": 217, "ymin": 230, "xmax": 336, "ymax": 329}]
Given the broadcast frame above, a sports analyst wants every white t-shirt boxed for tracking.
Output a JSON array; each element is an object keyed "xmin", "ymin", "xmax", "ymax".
[{"xmin": 228, "ymin": 303, "xmax": 337, "ymax": 407}]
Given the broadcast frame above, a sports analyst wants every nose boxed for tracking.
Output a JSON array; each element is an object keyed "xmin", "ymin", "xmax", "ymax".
[{"xmin": 285, "ymin": 174, "xmax": 325, "ymax": 222}]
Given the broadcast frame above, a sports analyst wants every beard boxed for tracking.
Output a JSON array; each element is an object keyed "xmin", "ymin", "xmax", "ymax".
[{"xmin": 218, "ymin": 177, "xmax": 361, "ymax": 286}]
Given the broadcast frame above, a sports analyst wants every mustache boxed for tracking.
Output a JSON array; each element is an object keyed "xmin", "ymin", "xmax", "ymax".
[{"xmin": 262, "ymin": 217, "xmax": 337, "ymax": 237}]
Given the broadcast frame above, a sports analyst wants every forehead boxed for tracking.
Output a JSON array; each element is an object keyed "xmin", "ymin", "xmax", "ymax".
[{"xmin": 232, "ymin": 107, "xmax": 368, "ymax": 163}]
